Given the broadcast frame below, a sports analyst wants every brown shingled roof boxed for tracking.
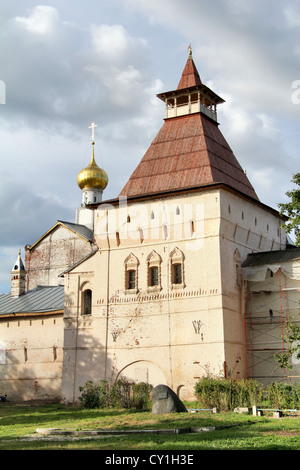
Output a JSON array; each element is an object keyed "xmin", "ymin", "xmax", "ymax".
[
  {"xmin": 177, "ymin": 55, "xmax": 202, "ymax": 89},
  {"xmin": 120, "ymin": 113, "xmax": 259, "ymax": 200},
  {"xmin": 119, "ymin": 55, "xmax": 259, "ymax": 201}
]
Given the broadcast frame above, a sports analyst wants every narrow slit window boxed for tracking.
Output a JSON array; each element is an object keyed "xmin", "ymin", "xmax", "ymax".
[
  {"xmin": 128, "ymin": 270, "xmax": 136, "ymax": 290},
  {"xmin": 169, "ymin": 247, "xmax": 185, "ymax": 289},
  {"xmin": 150, "ymin": 266, "xmax": 159, "ymax": 286},
  {"xmin": 146, "ymin": 250, "xmax": 162, "ymax": 291},
  {"xmin": 173, "ymin": 263, "xmax": 182, "ymax": 284},
  {"xmin": 124, "ymin": 253, "xmax": 139, "ymax": 293},
  {"xmin": 83, "ymin": 289, "xmax": 92, "ymax": 315}
]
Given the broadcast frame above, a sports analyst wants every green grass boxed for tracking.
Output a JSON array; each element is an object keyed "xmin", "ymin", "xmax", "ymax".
[{"xmin": 1, "ymin": 403, "xmax": 300, "ymax": 450}]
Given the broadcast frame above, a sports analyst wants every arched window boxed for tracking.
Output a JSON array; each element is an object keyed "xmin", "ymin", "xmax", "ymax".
[
  {"xmin": 170, "ymin": 247, "xmax": 185, "ymax": 289},
  {"xmin": 82, "ymin": 289, "xmax": 92, "ymax": 315},
  {"xmin": 124, "ymin": 253, "xmax": 139, "ymax": 293},
  {"xmin": 234, "ymin": 249, "xmax": 242, "ymax": 287},
  {"xmin": 138, "ymin": 227, "xmax": 144, "ymax": 244},
  {"xmin": 147, "ymin": 250, "xmax": 162, "ymax": 292},
  {"xmin": 162, "ymin": 224, "xmax": 168, "ymax": 240}
]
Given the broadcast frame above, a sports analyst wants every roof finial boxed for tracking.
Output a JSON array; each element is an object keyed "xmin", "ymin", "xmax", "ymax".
[
  {"xmin": 89, "ymin": 121, "xmax": 98, "ymax": 145},
  {"xmin": 188, "ymin": 44, "xmax": 192, "ymax": 58}
]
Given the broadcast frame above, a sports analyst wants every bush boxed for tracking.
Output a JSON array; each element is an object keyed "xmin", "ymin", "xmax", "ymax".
[
  {"xmin": 79, "ymin": 379, "xmax": 152, "ymax": 410},
  {"xmin": 266, "ymin": 382, "xmax": 300, "ymax": 409},
  {"xmin": 194, "ymin": 376, "xmax": 264, "ymax": 411},
  {"xmin": 132, "ymin": 382, "xmax": 153, "ymax": 411},
  {"xmin": 108, "ymin": 378, "xmax": 132, "ymax": 409},
  {"xmin": 78, "ymin": 380, "xmax": 102, "ymax": 409},
  {"xmin": 194, "ymin": 376, "xmax": 300, "ymax": 411},
  {"xmin": 237, "ymin": 379, "xmax": 264, "ymax": 407},
  {"xmin": 194, "ymin": 376, "xmax": 240, "ymax": 411}
]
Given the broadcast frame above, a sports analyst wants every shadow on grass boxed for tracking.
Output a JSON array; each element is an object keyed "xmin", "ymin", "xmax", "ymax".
[
  {"xmin": 0, "ymin": 404, "xmax": 130, "ymax": 428},
  {"xmin": 1, "ymin": 404, "xmax": 300, "ymax": 450}
]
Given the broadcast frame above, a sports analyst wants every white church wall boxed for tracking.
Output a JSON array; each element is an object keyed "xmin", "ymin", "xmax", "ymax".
[
  {"xmin": 61, "ymin": 189, "xmax": 228, "ymax": 401},
  {"xmin": 61, "ymin": 186, "xmax": 290, "ymax": 402},
  {"xmin": 0, "ymin": 314, "xmax": 63, "ymax": 401},
  {"xmin": 219, "ymin": 189, "xmax": 287, "ymax": 379}
]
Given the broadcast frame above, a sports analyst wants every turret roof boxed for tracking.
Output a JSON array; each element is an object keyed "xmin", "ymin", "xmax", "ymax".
[
  {"xmin": 119, "ymin": 53, "xmax": 258, "ymax": 201},
  {"xmin": 177, "ymin": 52, "xmax": 202, "ymax": 89}
]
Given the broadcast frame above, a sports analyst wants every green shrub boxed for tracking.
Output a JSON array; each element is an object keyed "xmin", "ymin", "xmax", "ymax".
[
  {"xmin": 237, "ymin": 379, "xmax": 264, "ymax": 406},
  {"xmin": 78, "ymin": 380, "xmax": 102, "ymax": 409},
  {"xmin": 194, "ymin": 376, "xmax": 264, "ymax": 411},
  {"xmin": 266, "ymin": 382, "xmax": 300, "ymax": 409},
  {"xmin": 108, "ymin": 377, "xmax": 132, "ymax": 409},
  {"xmin": 132, "ymin": 382, "xmax": 153, "ymax": 411},
  {"xmin": 194, "ymin": 376, "xmax": 300, "ymax": 411},
  {"xmin": 79, "ymin": 379, "xmax": 152, "ymax": 410},
  {"xmin": 194, "ymin": 376, "xmax": 240, "ymax": 411}
]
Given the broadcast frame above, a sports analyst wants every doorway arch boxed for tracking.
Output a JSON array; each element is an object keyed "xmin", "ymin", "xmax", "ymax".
[{"xmin": 116, "ymin": 360, "xmax": 167, "ymax": 387}]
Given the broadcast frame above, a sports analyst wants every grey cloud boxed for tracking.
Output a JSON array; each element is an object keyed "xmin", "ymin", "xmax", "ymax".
[
  {"xmin": 2, "ymin": 5, "xmax": 156, "ymax": 133},
  {"xmin": 1, "ymin": 0, "xmax": 300, "ymax": 292},
  {"xmin": 0, "ymin": 176, "xmax": 74, "ymax": 247}
]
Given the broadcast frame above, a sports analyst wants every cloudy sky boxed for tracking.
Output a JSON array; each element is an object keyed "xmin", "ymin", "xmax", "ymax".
[{"xmin": 1, "ymin": 0, "xmax": 300, "ymax": 292}]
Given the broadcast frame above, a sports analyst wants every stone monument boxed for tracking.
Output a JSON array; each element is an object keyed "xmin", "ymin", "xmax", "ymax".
[{"xmin": 151, "ymin": 384, "xmax": 187, "ymax": 414}]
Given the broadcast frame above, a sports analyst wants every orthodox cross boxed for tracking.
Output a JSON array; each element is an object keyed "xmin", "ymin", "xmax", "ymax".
[{"xmin": 89, "ymin": 122, "xmax": 98, "ymax": 143}]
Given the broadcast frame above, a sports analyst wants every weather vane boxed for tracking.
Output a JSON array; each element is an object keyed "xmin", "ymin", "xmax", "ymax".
[{"xmin": 89, "ymin": 122, "xmax": 98, "ymax": 143}]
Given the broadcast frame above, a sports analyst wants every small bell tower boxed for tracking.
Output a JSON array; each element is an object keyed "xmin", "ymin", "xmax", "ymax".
[
  {"xmin": 156, "ymin": 45, "xmax": 224, "ymax": 122},
  {"xmin": 11, "ymin": 249, "xmax": 26, "ymax": 297}
]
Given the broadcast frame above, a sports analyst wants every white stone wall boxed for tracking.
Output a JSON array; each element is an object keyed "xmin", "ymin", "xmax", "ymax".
[
  {"xmin": 218, "ymin": 188, "xmax": 286, "ymax": 379},
  {"xmin": 0, "ymin": 314, "xmax": 63, "ymax": 401},
  {"xmin": 61, "ymin": 188, "xmax": 286, "ymax": 402}
]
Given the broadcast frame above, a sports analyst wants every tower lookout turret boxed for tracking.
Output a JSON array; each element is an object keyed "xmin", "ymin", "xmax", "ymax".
[{"xmin": 156, "ymin": 46, "xmax": 224, "ymax": 122}]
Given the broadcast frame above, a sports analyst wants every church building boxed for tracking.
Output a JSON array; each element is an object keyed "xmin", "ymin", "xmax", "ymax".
[{"xmin": 1, "ymin": 49, "xmax": 300, "ymax": 402}]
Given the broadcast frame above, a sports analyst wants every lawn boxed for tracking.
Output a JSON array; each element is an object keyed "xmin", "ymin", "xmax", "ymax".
[{"xmin": 0, "ymin": 403, "xmax": 300, "ymax": 451}]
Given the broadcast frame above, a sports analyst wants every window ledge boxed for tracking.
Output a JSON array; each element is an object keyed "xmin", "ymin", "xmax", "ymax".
[
  {"xmin": 124, "ymin": 288, "xmax": 139, "ymax": 295},
  {"xmin": 147, "ymin": 285, "xmax": 162, "ymax": 293},
  {"xmin": 171, "ymin": 283, "xmax": 186, "ymax": 290}
]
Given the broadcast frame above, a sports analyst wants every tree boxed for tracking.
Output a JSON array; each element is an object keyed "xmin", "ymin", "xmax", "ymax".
[{"xmin": 278, "ymin": 173, "xmax": 300, "ymax": 246}]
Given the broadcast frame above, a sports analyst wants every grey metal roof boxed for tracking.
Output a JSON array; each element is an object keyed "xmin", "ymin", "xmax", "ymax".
[
  {"xmin": 242, "ymin": 248, "xmax": 300, "ymax": 268},
  {"xmin": 0, "ymin": 285, "xmax": 64, "ymax": 316},
  {"xmin": 57, "ymin": 220, "xmax": 94, "ymax": 241}
]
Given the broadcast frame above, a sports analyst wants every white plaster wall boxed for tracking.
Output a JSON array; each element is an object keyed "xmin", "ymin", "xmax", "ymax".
[
  {"xmin": 61, "ymin": 188, "xmax": 288, "ymax": 402},
  {"xmin": 0, "ymin": 314, "xmax": 63, "ymax": 401}
]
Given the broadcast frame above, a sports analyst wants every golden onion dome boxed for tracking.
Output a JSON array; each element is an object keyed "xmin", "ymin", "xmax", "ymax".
[{"xmin": 77, "ymin": 144, "xmax": 108, "ymax": 191}]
